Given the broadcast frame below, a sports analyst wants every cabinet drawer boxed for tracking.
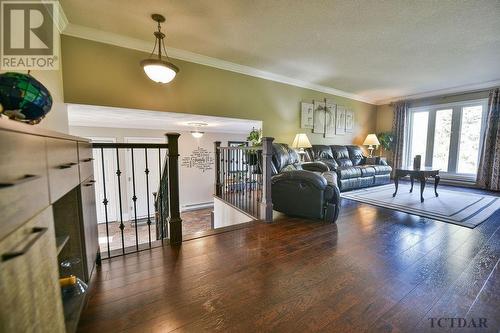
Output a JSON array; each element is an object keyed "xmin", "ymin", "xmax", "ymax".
[
  {"xmin": 0, "ymin": 130, "xmax": 50, "ymax": 241},
  {"xmin": 0, "ymin": 207, "xmax": 65, "ymax": 333},
  {"xmin": 47, "ymin": 138, "xmax": 79, "ymax": 203},
  {"xmin": 78, "ymin": 141, "xmax": 94, "ymax": 182}
]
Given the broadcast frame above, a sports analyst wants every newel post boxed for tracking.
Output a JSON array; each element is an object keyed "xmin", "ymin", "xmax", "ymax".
[
  {"xmin": 166, "ymin": 133, "xmax": 182, "ymax": 245},
  {"xmin": 214, "ymin": 141, "xmax": 221, "ymax": 197},
  {"xmin": 260, "ymin": 137, "xmax": 274, "ymax": 222}
]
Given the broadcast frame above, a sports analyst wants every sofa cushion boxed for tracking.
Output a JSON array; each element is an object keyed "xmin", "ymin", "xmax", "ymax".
[
  {"xmin": 330, "ymin": 145, "xmax": 352, "ymax": 167},
  {"xmin": 371, "ymin": 165, "xmax": 392, "ymax": 175},
  {"xmin": 336, "ymin": 166, "xmax": 362, "ymax": 179},
  {"xmin": 271, "ymin": 143, "xmax": 302, "ymax": 174},
  {"xmin": 347, "ymin": 145, "xmax": 364, "ymax": 166},
  {"xmin": 330, "ymin": 145, "xmax": 349, "ymax": 159},
  {"xmin": 358, "ymin": 165, "xmax": 376, "ymax": 177},
  {"xmin": 311, "ymin": 145, "xmax": 333, "ymax": 160}
]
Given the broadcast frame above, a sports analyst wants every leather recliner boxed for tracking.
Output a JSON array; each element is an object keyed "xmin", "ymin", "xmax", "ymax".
[
  {"xmin": 306, "ymin": 145, "xmax": 392, "ymax": 192},
  {"xmin": 270, "ymin": 143, "xmax": 341, "ymax": 223}
]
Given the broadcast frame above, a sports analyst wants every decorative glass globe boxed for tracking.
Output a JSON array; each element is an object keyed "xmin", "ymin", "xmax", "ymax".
[{"xmin": 0, "ymin": 72, "xmax": 53, "ymax": 124}]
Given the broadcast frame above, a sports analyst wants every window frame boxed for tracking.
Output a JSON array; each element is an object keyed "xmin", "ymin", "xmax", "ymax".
[{"xmin": 405, "ymin": 98, "xmax": 488, "ymax": 181}]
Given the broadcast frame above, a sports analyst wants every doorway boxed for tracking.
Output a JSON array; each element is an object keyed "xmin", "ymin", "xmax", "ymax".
[{"xmin": 124, "ymin": 137, "xmax": 166, "ymax": 223}]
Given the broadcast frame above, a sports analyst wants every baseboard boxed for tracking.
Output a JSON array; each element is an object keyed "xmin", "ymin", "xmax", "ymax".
[{"xmin": 181, "ymin": 202, "xmax": 214, "ymax": 212}]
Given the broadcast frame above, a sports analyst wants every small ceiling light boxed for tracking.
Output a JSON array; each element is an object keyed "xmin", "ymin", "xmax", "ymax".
[
  {"xmin": 141, "ymin": 14, "xmax": 179, "ymax": 84},
  {"xmin": 188, "ymin": 122, "xmax": 208, "ymax": 138},
  {"xmin": 191, "ymin": 131, "xmax": 204, "ymax": 139}
]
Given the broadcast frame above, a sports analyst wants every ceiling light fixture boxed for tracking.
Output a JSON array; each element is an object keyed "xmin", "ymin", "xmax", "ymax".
[
  {"xmin": 188, "ymin": 122, "xmax": 208, "ymax": 139},
  {"xmin": 141, "ymin": 14, "xmax": 179, "ymax": 84}
]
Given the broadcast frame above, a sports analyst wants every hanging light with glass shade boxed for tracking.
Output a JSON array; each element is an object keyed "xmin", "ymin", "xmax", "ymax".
[
  {"xmin": 141, "ymin": 14, "xmax": 179, "ymax": 84},
  {"xmin": 188, "ymin": 122, "xmax": 208, "ymax": 138}
]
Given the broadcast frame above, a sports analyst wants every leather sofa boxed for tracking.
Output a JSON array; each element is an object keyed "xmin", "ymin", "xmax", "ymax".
[
  {"xmin": 306, "ymin": 145, "xmax": 392, "ymax": 192},
  {"xmin": 270, "ymin": 143, "xmax": 341, "ymax": 223}
]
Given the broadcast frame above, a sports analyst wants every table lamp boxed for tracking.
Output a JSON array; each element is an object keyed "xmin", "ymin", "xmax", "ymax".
[
  {"xmin": 291, "ymin": 133, "xmax": 312, "ymax": 161},
  {"xmin": 363, "ymin": 133, "xmax": 380, "ymax": 158}
]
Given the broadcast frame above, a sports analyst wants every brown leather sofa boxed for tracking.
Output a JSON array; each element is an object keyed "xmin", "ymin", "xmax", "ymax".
[{"xmin": 306, "ymin": 145, "xmax": 392, "ymax": 192}]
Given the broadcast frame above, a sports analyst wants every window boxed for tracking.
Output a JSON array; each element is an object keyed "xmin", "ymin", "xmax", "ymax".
[{"xmin": 406, "ymin": 99, "xmax": 487, "ymax": 180}]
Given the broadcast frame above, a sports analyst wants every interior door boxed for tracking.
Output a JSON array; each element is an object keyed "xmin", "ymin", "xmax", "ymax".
[{"xmin": 124, "ymin": 137, "xmax": 166, "ymax": 220}]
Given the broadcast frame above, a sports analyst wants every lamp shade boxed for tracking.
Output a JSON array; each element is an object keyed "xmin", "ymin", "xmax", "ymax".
[
  {"xmin": 291, "ymin": 133, "xmax": 312, "ymax": 149},
  {"xmin": 363, "ymin": 134, "xmax": 380, "ymax": 146},
  {"xmin": 141, "ymin": 59, "xmax": 179, "ymax": 84}
]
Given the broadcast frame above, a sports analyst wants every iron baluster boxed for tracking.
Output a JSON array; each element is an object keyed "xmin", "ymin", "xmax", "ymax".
[
  {"xmin": 131, "ymin": 148, "xmax": 139, "ymax": 251},
  {"xmin": 115, "ymin": 148, "xmax": 125, "ymax": 255},
  {"xmin": 145, "ymin": 148, "xmax": 152, "ymax": 248},
  {"xmin": 101, "ymin": 148, "xmax": 111, "ymax": 256}
]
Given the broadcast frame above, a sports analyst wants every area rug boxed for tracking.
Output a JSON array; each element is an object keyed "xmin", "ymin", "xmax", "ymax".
[{"xmin": 340, "ymin": 184, "xmax": 500, "ymax": 228}]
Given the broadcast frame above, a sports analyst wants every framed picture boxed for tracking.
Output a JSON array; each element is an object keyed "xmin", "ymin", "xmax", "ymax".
[
  {"xmin": 324, "ymin": 102, "xmax": 336, "ymax": 138},
  {"xmin": 313, "ymin": 100, "xmax": 326, "ymax": 134},
  {"xmin": 300, "ymin": 102, "xmax": 314, "ymax": 129},
  {"xmin": 336, "ymin": 105, "xmax": 346, "ymax": 135},
  {"xmin": 345, "ymin": 109, "xmax": 354, "ymax": 133}
]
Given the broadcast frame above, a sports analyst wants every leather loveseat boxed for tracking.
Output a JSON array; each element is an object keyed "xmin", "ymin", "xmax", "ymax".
[
  {"xmin": 306, "ymin": 145, "xmax": 392, "ymax": 192},
  {"xmin": 270, "ymin": 143, "xmax": 341, "ymax": 223}
]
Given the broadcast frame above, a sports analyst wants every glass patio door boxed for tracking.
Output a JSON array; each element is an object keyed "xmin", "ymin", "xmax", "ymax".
[{"xmin": 406, "ymin": 99, "xmax": 487, "ymax": 180}]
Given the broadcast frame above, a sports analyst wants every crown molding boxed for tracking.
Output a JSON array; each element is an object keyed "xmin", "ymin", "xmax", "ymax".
[
  {"xmin": 375, "ymin": 79, "xmax": 500, "ymax": 105},
  {"xmin": 44, "ymin": 1, "xmax": 68, "ymax": 33},
  {"xmin": 61, "ymin": 23, "xmax": 376, "ymax": 105}
]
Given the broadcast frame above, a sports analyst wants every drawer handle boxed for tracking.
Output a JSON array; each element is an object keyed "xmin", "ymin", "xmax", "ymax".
[
  {"xmin": 0, "ymin": 174, "xmax": 41, "ymax": 188},
  {"xmin": 82, "ymin": 158, "xmax": 94, "ymax": 162},
  {"xmin": 58, "ymin": 162, "xmax": 77, "ymax": 169},
  {"xmin": 1, "ymin": 227, "xmax": 48, "ymax": 262},
  {"xmin": 84, "ymin": 182, "xmax": 95, "ymax": 187}
]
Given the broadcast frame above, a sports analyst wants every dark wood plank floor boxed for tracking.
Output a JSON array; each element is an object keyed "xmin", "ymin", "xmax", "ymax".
[{"xmin": 78, "ymin": 185, "xmax": 500, "ymax": 333}]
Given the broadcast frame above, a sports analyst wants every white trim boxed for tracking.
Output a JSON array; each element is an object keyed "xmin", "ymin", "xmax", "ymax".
[
  {"xmin": 376, "ymin": 80, "xmax": 500, "ymax": 105},
  {"xmin": 181, "ymin": 202, "xmax": 214, "ymax": 212},
  {"xmin": 408, "ymin": 98, "xmax": 488, "ymax": 113},
  {"xmin": 44, "ymin": 1, "xmax": 68, "ymax": 33},
  {"xmin": 61, "ymin": 23, "xmax": 376, "ymax": 104}
]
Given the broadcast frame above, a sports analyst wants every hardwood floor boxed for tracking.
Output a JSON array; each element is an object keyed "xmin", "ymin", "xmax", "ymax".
[{"xmin": 78, "ymin": 186, "xmax": 500, "ymax": 332}]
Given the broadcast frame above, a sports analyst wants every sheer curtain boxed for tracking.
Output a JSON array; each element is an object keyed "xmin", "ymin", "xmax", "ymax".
[
  {"xmin": 391, "ymin": 101, "xmax": 409, "ymax": 169},
  {"xmin": 477, "ymin": 88, "xmax": 500, "ymax": 191}
]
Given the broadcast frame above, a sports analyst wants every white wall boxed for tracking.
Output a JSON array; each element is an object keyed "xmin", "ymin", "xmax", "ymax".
[
  {"xmin": 1, "ymin": 34, "xmax": 69, "ymax": 133},
  {"xmin": 213, "ymin": 197, "xmax": 254, "ymax": 229},
  {"xmin": 69, "ymin": 126, "xmax": 247, "ymax": 214}
]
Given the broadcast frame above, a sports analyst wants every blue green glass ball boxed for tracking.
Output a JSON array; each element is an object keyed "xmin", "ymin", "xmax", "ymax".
[{"xmin": 0, "ymin": 72, "xmax": 53, "ymax": 124}]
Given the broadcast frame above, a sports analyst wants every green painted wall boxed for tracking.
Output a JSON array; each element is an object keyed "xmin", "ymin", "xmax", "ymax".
[{"xmin": 61, "ymin": 36, "xmax": 376, "ymax": 145}]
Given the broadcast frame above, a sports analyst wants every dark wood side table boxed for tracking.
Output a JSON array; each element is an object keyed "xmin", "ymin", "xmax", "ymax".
[{"xmin": 393, "ymin": 168, "xmax": 440, "ymax": 203}]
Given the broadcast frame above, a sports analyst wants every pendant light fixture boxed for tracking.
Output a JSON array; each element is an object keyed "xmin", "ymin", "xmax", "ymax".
[
  {"xmin": 188, "ymin": 122, "xmax": 208, "ymax": 138},
  {"xmin": 141, "ymin": 14, "xmax": 179, "ymax": 84}
]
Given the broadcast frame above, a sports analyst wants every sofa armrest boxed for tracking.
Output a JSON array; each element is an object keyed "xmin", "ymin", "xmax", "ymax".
[
  {"xmin": 271, "ymin": 170, "xmax": 327, "ymax": 190},
  {"xmin": 301, "ymin": 161, "xmax": 329, "ymax": 173},
  {"xmin": 377, "ymin": 158, "xmax": 388, "ymax": 166}
]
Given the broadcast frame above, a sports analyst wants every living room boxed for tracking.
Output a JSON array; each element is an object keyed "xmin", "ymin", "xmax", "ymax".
[{"xmin": 0, "ymin": 1, "xmax": 499, "ymax": 332}]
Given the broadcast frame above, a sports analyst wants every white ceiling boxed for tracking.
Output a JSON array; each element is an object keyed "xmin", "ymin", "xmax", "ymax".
[
  {"xmin": 67, "ymin": 104, "xmax": 261, "ymax": 134},
  {"xmin": 60, "ymin": 0, "xmax": 500, "ymax": 104}
]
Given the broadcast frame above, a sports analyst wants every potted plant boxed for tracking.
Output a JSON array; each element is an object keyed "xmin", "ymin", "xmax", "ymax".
[
  {"xmin": 377, "ymin": 132, "xmax": 394, "ymax": 157},
  {"xmin": 246, "ymin": 127, "xmax": 261, "ymax": 164}
]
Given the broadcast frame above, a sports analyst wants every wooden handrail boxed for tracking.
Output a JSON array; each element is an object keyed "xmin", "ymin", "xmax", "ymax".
[
  {"xmin": 92, "ymin": 142, "xmax": 169, "ymax": 149},
  {"xmin": 216, "ymin": 146, "xmax": 263, "ymax": 151}
]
